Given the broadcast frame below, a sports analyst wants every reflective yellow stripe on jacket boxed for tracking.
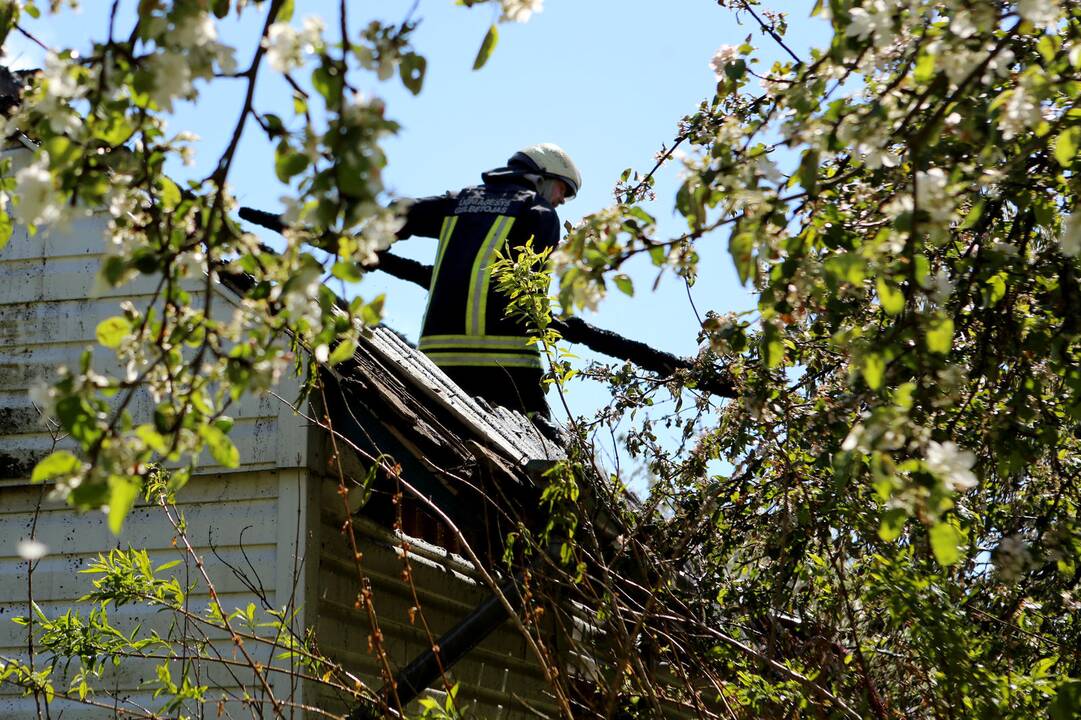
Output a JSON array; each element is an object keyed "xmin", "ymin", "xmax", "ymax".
[
  {"xmin": 466, "ymin": 215, "xmax": 515, "ymax": 336},
  {"xmin": 420, "ymin": 351, "xmax": 542, "ymax": 369},
  {"xmin": 418, "ymin": 334, "xmax": 541, "ymax": 369},
  {"xmin": 420, "ymin": 215, "xmax": 459, "ymax": 332}
]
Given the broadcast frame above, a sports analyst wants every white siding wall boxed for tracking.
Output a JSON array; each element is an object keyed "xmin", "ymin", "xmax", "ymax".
[
  {"xmin": 0, "ymin": 146, "xmax": 318, "ymax": 718},
  {"xmin": 0, "ymin": 469, "xmax": 317, "ymax": 719}
]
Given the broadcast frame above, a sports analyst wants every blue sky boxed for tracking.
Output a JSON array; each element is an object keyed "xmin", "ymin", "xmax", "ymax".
[{"xmin": 5, "ymin": 1, "xmax": 831, "ymax": 429}]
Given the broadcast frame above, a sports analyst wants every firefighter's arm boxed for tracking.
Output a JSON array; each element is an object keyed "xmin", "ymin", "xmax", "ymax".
[{"xmin": 395, "ymin": 192, "xmax": 457, "ymax": 240}]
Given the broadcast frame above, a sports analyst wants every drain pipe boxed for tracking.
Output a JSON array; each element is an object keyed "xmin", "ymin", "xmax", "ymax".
[{"xmin": 349, "ymin": 571, "xmax": 524, "ymax": 719}]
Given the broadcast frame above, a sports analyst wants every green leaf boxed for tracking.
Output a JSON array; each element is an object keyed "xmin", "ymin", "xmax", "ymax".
[
  {"xmin": 275, "ymin": 143, "xmax": 310, "ymax": 183},
  {"xmin": 824, "ymin": 252, "xmax": 865, "ymax": 286},
  {"xmin": 1054, "ymin": 127, "xmax": 1080, "ymax": 168},
  {"xmin": 929, "ymin": 521, "xmax": 963, "ymax": 566},
  {"xmin": 199, "ymin": 424, "xmax": 240, "ymax": 468},
  {"xmin": 158, "ymin": 178, "xmax": 181, "ymax": 210},
  {"xmin": 93, "ymin": 113, "xmax": 135, "ymax": 146},
  {"xmin": 278, "ymin": 0, "xmax": 294, "ymax": 22},
  {"xmin": 878, "ymin": 508, "xmax": 907, "ymax": 542},
  {"xmin": 982, "ymin": 273, "xmax": 1007, "ymax": 307},
  {"xmin": 914, "ymin": 51, "xmax": 935, "ymax": 83},
  {"xmin": 959, "ymin": 198, "xmax": 984, "ymax": 230},
  {"xmin": 0, "ymin": 210, "xmax": 12, "ymax": 253},
  {"xmin": 107, "ymin": 476, "xmax": 141, "ymax": 535},
  {"xmin": 44, "ymin": 135, "xmax": 77, "ymax": 166},
  {"xmin": 863, "ymin": 352, "xmax": 885, "ymax": 390},
  {"xmin": 728, "ymin": 231, "xmax": 754, "ymax": 285},
  {"xmin": 212, "ymin": 0, "xmax": 229, "ymax": 18},
  {"xmin": 56, "ymin": 397, "xmax": 101, "ymax": 445},
  {"xmin": 1037, "ymin": 35, "xmax": 1058, "ymax": 63},
  {"xmin": 136, "ymin": 424, "xmax": 170, "ymax": 454},
  {"xmin": 100, "ymin": 255, "xmax": 130, "ymax": 287},
  {"xmin": 31, "ymin": 450, "xmax": 81, "ymax": 484},
  {"xmin": 761, "ymin": 323, "xmax": 784, "ymax": 369},
  {"xmin": 876, "ymin": 277, "xmax": 904, "ymax": 315},
  {"xmin": 798, "ymin": 150, "xmax": 819, "ymax": 196},
  {"xmin": 312, "ymin": 64, "xmax": 342, "ymax": 103},
  {"xmin": 331, "ymin": 260, "xmax": 362, "ymax": 283},
  {"xmin": 328, "ymin": 337, "xmax": 358, "ymax": 366},
  {"xmin": 724, "ymin": 58, "xmax": 746, "ymax": 81},
  {"xmin": 613, "ymin": 274, "xmax": 634, "ymax": 296},
  {"xmin": 96, "ymin": 316, "xmax": 133, "ymax": 348},
  {"xmin": 925, "ymin": 315, "xmax": 954, "ymax": 355},
  {"xmin": 399, "ymin": 53, "xmax": 427, "ymax": 95},
  {"xmin": 473, "ymin": 24, "xmax": 498, "ymax": 71}
]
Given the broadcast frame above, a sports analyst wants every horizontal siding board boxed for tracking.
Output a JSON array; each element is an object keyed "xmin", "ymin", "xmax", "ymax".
[
  {"xmin": 0, "ymin": 342, "xmax": 95, "ymax": 392},
  {"xmin": 0, "ymin": 213, "xmax": 110, "ymax": 262},
  {"xmin": 0, "ymin": 471, "xmax": 281, "ymax": 513},
  {"xmin": 0, "ymin": 294, "xmax": 202, "ymax": 346},
  {"xmin": 0, "ymin": 497, "xmax": 281, "ymax": 558},
  {"xmin": 1, "ymin": 411, "xmax": 302, "ymax": 480},
  {"xmin": 0, "ymin": 255, "xmax": 203, "ymax": 305},
  {"xmin": 0, "ymin": 545, "xmax": 279, "ymax": 604}
]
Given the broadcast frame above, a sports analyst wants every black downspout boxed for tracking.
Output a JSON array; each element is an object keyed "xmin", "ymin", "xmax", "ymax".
[{"xmin": 349, "ymin": 572, "xmax": 524, "ymax": 719}]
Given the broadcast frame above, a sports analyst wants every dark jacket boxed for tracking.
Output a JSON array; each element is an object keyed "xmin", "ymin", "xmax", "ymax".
[{"xmin": 397, "ymin": 179, "xmax": 561, "ymax": 375}]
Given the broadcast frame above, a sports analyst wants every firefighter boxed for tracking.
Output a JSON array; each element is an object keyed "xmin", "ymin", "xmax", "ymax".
[{"xmin": 395, "ymin": 143, "xmax": 581, "ymax": 418}]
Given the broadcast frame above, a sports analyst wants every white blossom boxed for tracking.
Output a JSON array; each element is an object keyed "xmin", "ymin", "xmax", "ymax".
[
  {"xmin": 263, "ymin": 17, "xmax": 324, "ymax": 73},
  {"xmin": 501, "ymin": 0, "xmax": 543, "ymax": 23},
  {"xmin": 1059, "ymin": 213, "xmax": 1081, "ymax": 257},
  {"xmin": 1017, "ymin": 0, "xmax": 1061, "ymax": 30},
  {"xmin": 144, "ymin": 51, "xmax": 192, "ymax": 112},
  {"xmin": 356, "ymin": 211, "xmax": 405, "ymax": 265},
  {"xmin": 929, "ymin": 269, "xmax": 954, "ymax": 303},
  {"xmin": 949, "ymin": 11, "xmax": 979, "ymax": 39},
  {"xmin": 985, "ymin": 47, "xmax": 1016, "ymax": 79},
  {"xmin": 42, "ymin": 51, "xmax": 81, "ymax": 100},
  {"xmin": 754, "ymin": 155, "xmax": 782, "ymax": 183},
  {"xmin": 37, "ymin": 52, "xmax": 85, "ymax": 135},
  {"xmin": 17, "ymin": 539, "xmax": 48, "ymax": 561},
  {"xmin": 28, "ymin": 380, "xmax": 56, "ymax": 422},
  {"xmin": 173, "ymin": 12, "xmax": 217, "ymax": 47},
  {"xmin": 916, "ymin": 167, "xmax": 954, "ymax": 223},
  {"xmin": 841, "ymin": 422, "xmax": 866, "ymax": 452},
  {"xmin": 845, "ymin": 2, "xmax": 893, "ymax": 44},
  {"xmin": 710, "ymin": 45, "xmax": 740, "ymax": 79},
  {"xmin": 14, "ymin": 154, "xmax": 62, "ymax": 227},
  {"xmin": 280, "ymin": 265, "xmax": 323, "ymax": 330},
  {"xmin": 925, "ymin": 440, "xmax": 978, "ymax": 492},
  {"xmin": 999, "ymin": 83, "xmax": 1040, "ymax": 140},
  {"xmin": 857, "ymin": 142, "xmax": 899, "ymax": 170}
]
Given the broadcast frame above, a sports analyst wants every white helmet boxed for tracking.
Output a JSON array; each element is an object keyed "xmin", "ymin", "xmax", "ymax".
[{"xmin": 508, "ymin": 143, "xmax": 582, "ymax": 199}]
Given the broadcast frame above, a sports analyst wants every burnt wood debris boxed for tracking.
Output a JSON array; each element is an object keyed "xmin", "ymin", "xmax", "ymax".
[{"xmin": 237, "ymin": 206, "xmax": 736, "ymax": 399}]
